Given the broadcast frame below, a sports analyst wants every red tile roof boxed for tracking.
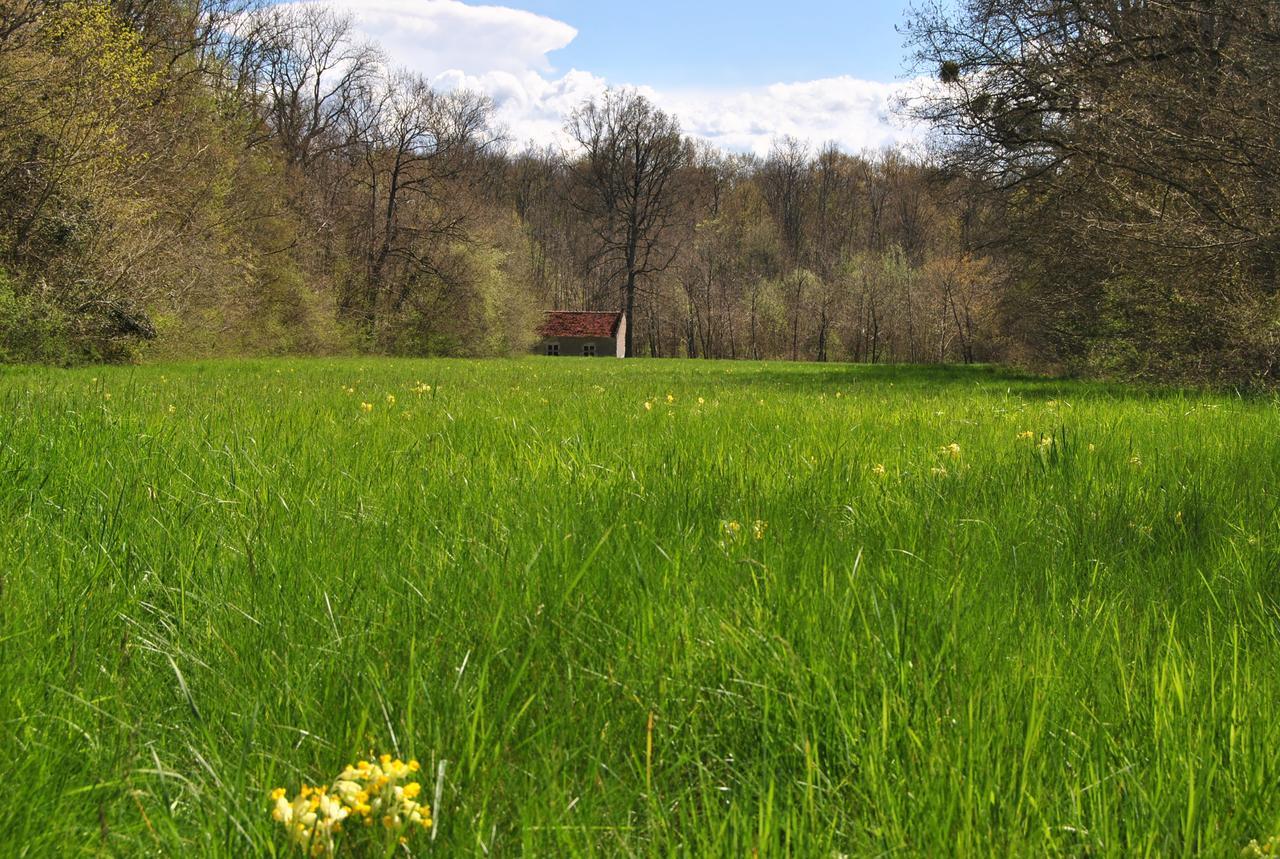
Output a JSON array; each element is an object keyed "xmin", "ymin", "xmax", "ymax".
[{"xmin": 538, "ymin": 310, "xmax": 622, "ymax": 339}]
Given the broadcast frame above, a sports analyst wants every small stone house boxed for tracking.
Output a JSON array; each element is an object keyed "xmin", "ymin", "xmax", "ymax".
[{"xmin": 535, "ymin": 310, "xmax": 626, "ymax": 358}]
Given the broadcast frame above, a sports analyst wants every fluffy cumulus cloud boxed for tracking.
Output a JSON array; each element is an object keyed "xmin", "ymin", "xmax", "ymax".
[
  {"xmin": 324, "ymin": 0, "xmax": 577, "ymax": 76},
  {"xmin": 659, "ymin": 78, "xmax": 924, "ymax": 155},
  {"xmin": 314, "ymin": 0, "xmax": 923, "ymax": 154}
]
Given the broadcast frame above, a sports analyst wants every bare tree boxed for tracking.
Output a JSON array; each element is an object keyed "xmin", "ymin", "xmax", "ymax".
[
  {"xmin": 345, "ymin": 72, "xmax": 494, "ymax": 343},
  {"xmin": 567, "ymin": 89, "xmax": 688, "ymax": 357},
  {"xmin": 260, "ymin": 5, "xmax": 381, "ymax": 169}
]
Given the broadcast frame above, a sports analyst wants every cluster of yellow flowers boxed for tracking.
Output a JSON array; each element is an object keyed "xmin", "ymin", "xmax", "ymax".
[
  {"xmin": 721, "ymin": 519, "xmax": 767, "ymax": 542},
  {"xmin": 360, "ymin": 402, "xmax": 374, "ymax": 413},
  {"xmin": 412, "ymin": 382, "xmax": 432, "ymax": 394},
  {"xmin": 1244, "ymin": 835, "xmax": 1280, "ymax": 857},
  {"xmin": 270, "ymin": 755, "xmax": 431, "ymax": 857},
  {"xmin": 1018, "ymin": 430, "xmax": 1054, "ymax": 449}
]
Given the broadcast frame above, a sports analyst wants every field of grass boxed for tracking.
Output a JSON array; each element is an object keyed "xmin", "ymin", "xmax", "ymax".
[{"xmin": 2, "ymin": 357, "xmax": 1279, "ymax": 857}]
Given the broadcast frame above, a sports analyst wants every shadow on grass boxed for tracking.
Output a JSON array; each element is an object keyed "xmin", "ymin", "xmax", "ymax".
[{"xmin": 703, "ymin": 361, "xmax": 1212, "ymax": 402}]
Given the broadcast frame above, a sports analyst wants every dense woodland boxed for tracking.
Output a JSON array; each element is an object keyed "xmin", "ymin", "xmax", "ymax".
[{"xmin": 1, "ymin": 0, "xmax": 1277, "ymax": 383}]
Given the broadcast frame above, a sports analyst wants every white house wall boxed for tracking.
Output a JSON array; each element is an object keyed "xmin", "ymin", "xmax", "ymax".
[{"xmin": 535, "ymin": 336, "xmax": 619, "ymax": 357}]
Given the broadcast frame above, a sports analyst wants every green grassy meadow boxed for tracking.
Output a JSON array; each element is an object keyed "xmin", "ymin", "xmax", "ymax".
[{"xmin": 2, "ymin": 358, "xmax": 1279, "ymax": 857}]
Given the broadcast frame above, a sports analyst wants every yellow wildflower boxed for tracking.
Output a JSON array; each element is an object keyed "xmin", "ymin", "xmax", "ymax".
[
  {"xmin": 871, "ymin": 463, "xmax": 886, "ymax": 476},
  {"xmin": 386, "ymin": 394, "xmax": 396, "ymax": 406},
  {"xmin": 666, "ymin": 393, "xmax": 675, "ymax": 404},
  {"xmin": 273, "ymin": 753, "xmax": 432, "ymax": 855},
  {"xmin": 752, "ymin": 520, "xmax": 767, "ymax": 541},
  {"xmin": 360, "ymin": 402, "xmax": 374, "ymax": 413},
  {"xmin": 1243, "ymin": 835, "xmax": 1280, "ymax": 858},
  {"xmin": 1017, "ymin": 430, "xmax": 1035, "ymax": 440},
  {"xmin": 644, "ymin": 401, "xmax": 653, "ymax": 411},
  {"xmin": 941, "ymin": 442, "xmax": 961, "ymax": 459}
]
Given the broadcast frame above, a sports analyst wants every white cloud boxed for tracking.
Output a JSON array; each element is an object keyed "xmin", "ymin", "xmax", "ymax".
[
  {"xmin": 313, "ymin": 0, "xmax": 924, "ymax": 154},
  {"xmin": 320, "ymin": 0, "xmax": 576, "ymax": 75},
  {"xmin": 658, "ymin": 77, "xmax": 926, "ymax": 156},
  {"xmin": 434, "ymin": 67, "xmax": 610, "ymax": 151}
]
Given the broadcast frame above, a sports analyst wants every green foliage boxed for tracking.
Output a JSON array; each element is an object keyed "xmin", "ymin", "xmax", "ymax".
[
  {"xmin": 1085, "ymin": 275, "xmax": 1280, "ymax": 388},
  {"xmin": 2, "ymin": 359, "xmax": 1279, "ymax": 856},
  {"xmin": 0, "ymin": 270, "xmax": 72, "ymax": 364},
  {"xmin": 381, "ymin": 240, "xmax": 540, "ymax": 358}
]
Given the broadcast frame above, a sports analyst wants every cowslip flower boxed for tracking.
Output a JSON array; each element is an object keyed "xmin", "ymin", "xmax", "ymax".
[
  {"xmin": 360, "ymin": 402, "xmax": 374, "ymax": 413},
  {"xmin": 1243, "ymin": 835, "xmax": 1280, "ymax": 858},
  {"xmin": 271, "ymin": 755, "xmax": 431, "ymax": 856},
  {"xmin": 941, "ymin": 442, "xmax": 961, "ymax": 459}
]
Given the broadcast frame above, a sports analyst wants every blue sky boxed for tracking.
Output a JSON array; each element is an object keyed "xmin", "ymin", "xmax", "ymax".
[
  {"xmin": 492, "ymin": 1, "xmax": 915, "ymax": 87},
  {"xmin": 297, "ymin": 0, "xmax": 926, "ymax": 153}
]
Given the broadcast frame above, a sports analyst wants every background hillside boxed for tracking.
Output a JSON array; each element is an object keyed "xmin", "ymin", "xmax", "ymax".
[{"xmin": 1, "ymin": 0, "xmax": 1276, "ymax": 384}]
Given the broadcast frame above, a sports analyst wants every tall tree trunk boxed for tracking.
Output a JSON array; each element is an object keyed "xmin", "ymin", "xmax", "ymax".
[{"xmin": 624, "ymin": 270, "xmax": 637, "ymax": 357}]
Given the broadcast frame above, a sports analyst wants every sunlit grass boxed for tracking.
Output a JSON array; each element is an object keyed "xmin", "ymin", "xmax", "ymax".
[{"xmin": 2, "ymin": 358, "xmax": 1278, "ymax": 856}]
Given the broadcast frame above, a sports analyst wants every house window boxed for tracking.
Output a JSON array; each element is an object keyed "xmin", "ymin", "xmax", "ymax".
[
  {"xmin": 546, "ymin": 343, "xmax": 560, "ymax": 356},
  {"xmin": 583, "ymin": 344, "xmax": 597, "ymax": 357}
]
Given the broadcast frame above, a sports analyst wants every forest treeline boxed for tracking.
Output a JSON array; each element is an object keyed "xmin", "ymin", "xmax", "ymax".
[{"xmin": 1, "ymin": 0, "xmax": 1276, "ymax": 382}]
